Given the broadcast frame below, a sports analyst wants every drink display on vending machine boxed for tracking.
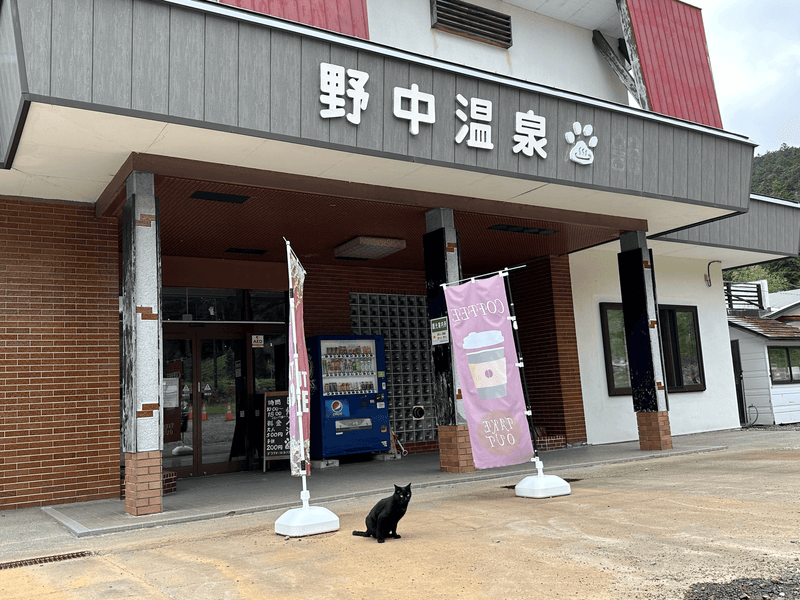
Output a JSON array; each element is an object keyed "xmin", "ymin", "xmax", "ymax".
[{"xmin": 307, "ymin": 335, "xmax": 389, "ymax": 459}]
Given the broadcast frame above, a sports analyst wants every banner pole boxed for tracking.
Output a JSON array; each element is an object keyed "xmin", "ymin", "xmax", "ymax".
[
  {"xmin": 500, "ymin": 271, "xmax": 538, "ymax": 458},
  {"xmin": 274, "ymin": 240, "xmax": 339, "ymax": 535},
  {"xmin": 501, "ymin": 269, "xmax": 571, "ymax": 499},
  {"xmin": 441, "ymin": 264, "xmax": 525, "ymax": 289}
]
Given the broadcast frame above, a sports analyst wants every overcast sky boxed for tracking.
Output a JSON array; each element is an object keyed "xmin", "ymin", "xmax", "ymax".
[{"xmin": 698, "ymin": 0, "xmax": 800, "ymax": 155}]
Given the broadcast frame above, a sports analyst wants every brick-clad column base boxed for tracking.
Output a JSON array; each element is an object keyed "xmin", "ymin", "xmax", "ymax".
[
  {"xmin": 437, "ymin": 425, "xmax": 475, "ymax": 473},
  {"xmin": 636, "ymin": 411, "xmax": 673, "ymax": 451},
  {"xmin": 124, "ymin": 451, "xmax": 163, "ymax": 516}
]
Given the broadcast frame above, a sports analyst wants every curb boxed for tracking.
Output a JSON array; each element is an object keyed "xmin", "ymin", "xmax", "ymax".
[{"xmin": 42, "ymin": 445, "xmax": 728, "ymax": 538}]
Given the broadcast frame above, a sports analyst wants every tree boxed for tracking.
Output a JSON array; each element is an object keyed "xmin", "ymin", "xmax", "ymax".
[
  {"xmin": 724, "ymin": 264, "xmax": 791, "ymax": 292},
  {"xmin": 750, "ymin": 144, "xmax": 800, "ymax": 202}
]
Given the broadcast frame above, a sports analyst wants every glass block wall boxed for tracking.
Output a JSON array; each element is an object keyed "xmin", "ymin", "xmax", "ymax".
[{"xmin": 350, "ymin": 293, "xmax": 437, "ymax": 444}]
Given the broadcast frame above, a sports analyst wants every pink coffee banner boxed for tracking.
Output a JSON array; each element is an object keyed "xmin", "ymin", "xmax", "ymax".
[
  {"xmin": 444, "ymin": 275, "xmax": 534, "ymax": 469},
  {"xmin": 287, "ymin": 243, "xmax": 311, "ymax": 477}
]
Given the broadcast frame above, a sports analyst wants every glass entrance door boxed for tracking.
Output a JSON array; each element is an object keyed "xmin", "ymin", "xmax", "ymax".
[
  {"xmin": 163, "ymin": 338, "xmax": 195, "ymax": 473},
  {"xmin": 162, "ymin": 331, "xmax": 245, "ymax": 476},
  {"xmin": 199, "ymin": 337, "xmax": 245, "ymax": 472},
  {"xmin": 162, "ymin": 324, "xmax": 286, "ymax": 477}
]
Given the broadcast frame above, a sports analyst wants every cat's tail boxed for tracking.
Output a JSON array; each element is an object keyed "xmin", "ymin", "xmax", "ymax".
[{"xmin": 352, "ymin": 530, "xmax": 370, "ymax": 537}]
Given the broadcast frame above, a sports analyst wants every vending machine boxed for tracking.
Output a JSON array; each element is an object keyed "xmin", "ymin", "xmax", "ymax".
[{"xmin": 307, "ymin": 335, "xmax": 390, "ymax": 459}]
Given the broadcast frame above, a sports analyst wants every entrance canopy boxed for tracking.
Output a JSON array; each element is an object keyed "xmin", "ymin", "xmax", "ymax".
[{"xmin": 0, "ymin": 0, "xmax": 763, "ymax": 270}]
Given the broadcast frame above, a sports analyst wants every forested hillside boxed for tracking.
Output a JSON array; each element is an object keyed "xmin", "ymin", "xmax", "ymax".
[
  {"xmin": 751, "ymin": 144, "xmax": 800, "ymax": 202},
  {"xmin": 723, "ymin": 144, "xmax": 800, "ymax": 291}
]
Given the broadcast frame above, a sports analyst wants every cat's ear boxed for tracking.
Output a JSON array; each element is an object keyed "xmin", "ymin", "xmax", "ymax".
[
  {"xmin": 405, "ymin": 483, "xmax": 412, "ymax": 491},
  {"xmin": 394, "ymin": 484, "xmax": 401, "ymax": 492}
]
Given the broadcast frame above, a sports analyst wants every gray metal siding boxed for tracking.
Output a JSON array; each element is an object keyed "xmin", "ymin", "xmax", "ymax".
[
  {"xmin": 383, "ymin": 59, "xmax": 410, "ymax": 157},
  {"xmin": 238, "ymin": 22, "xmax": 270, "ymax": 133},
  {"xmin": 51, "ymin": 0, "xmax": 93, "ymax": 103},
  {"xmin": 17, "ymin": 0, "xmax": 49, "ymax": 96},
  {"xmin": 204, "ymin": 16, "xmax": 239, "ymax": 127},
  {"xmin": 660, "ymin": 199, "xmax": 800, "ymax": 255},
  {"xmin": 10, "ymin": 0, "xmax": 754, "ymax": 212},
  {"xmin": 498, "ymin": 86, "xmax": 520, "ymax": 175},
  {"xmin": 270, "ymin": 30, "xmax": 301, "ymax": 137},
  {"xmin": 430, "ymin": 70, "xmax": 456, "ymax": 164},
  {"xmin": 132, "ymin": 0, "xmax": 170, "ymax": 114},
  {"xmin": 93, "ymin": 0, "xmax": 133, "ymax": 109},
  {"xmin": 0, "ymin": 0, "xmax": 23, "ymax": 165},
  {"xmin": 590, "ymin": 108, "xmax": 611, "ymax": 188},
  {"xmin": 169, "ymin": 8, "xmax": 205, "ymax": 121}
]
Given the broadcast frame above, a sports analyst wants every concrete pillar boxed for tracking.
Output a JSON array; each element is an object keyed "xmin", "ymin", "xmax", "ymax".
[
  {"xmin": 121, "ymin": 171, "xmax": 164, "ymax": 515},
  {"xmin": 617, "ymin": 231, "xmax": 672, "ymax": 450},
  {"xmin": 423, "ymin": 208, "xmax": 474, "ymax": 472}
]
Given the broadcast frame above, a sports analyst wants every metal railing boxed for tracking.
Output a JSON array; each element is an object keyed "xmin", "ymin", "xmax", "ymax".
[{"xmin": 724, "ymin": 281, "xmax": 765, "ymax": 310}]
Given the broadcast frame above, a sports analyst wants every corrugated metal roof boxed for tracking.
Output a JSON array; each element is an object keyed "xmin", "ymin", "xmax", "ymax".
[
  {"xmin": 218, "ymin": 0, "xmax": 369, "ymax": 39},
  {"xmin": 767, "ymin": 289, "xmax": 800, "ymax": 314},
  {"xmin": 729, "ymin": 315, "xmax": 800, "ymax": 340},
  {"xmin": 627, "ymin": 0, "xmax": 723, "ymax": 128}
]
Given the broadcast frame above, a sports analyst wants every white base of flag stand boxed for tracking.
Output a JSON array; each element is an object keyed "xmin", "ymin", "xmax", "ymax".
[
  {"xmin": 274, "ymin": 489, "xmax": 339, "ymax": 537},
  {"xmin": 515, "ymin": 457, "xmax": 571, "ymax": 499}
]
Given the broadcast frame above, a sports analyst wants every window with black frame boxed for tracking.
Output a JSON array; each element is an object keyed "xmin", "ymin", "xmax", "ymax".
[
  {"xmin": 600, "ymin": 303, "xmax": 705, "ymax": 395},
  {"xmin": 767, "ymin": 347, "xmax": 800, "ymax": 384}
]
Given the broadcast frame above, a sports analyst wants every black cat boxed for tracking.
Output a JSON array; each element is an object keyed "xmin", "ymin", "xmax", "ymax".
[{"xmin": 352, "ymin": 483, "xmax": 412, "ymax": 543}]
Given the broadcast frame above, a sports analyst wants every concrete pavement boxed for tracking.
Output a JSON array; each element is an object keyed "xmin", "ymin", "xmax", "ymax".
[
  {"xmin": 2, "ymin": 426, "xmax": 800, "ymax": 600},
  {"xmin": 0, "ymin": 427, "xmax": 794, "ymax": 555}
]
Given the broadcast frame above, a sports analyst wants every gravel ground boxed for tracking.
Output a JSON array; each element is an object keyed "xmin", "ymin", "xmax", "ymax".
[
  {"xmin": 685, "ymin": 563, "xmax": 800, "ymax": 600},
  {"xmin": 742, "ymin": 423, "xmax": 800, "ymax": 433},
  {"xmin": 683, "ymin": 423, "xmax": 800, "ymax": 600}
]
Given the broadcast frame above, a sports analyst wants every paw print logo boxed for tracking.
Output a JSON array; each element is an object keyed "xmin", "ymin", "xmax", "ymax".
[{"xmin": 565, "ymin": 122, "xmax": 598, "ymax": 165}]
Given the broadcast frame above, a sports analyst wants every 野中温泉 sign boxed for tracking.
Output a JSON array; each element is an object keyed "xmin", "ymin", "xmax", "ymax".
[
  {"xmin": 444, "ymin": 275, "xmax": 534, "ymax": 469},
  {"xmin": 319, "ymin": 62, "xmax": 602, "ymax": 165},
  {"xmin": 319, "ymin": 62, "xmax": 558, "ymax": 161}
]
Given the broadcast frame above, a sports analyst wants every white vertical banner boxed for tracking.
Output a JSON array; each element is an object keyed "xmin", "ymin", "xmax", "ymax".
[{"xmin": 287, "ymin": 241, "xmax": 311, "ymax": 477}]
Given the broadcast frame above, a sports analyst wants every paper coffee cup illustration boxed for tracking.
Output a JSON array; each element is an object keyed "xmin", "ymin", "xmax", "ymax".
[{"xmin": 464, "ymin": 330, "xmax": 507, "ymax": 399}]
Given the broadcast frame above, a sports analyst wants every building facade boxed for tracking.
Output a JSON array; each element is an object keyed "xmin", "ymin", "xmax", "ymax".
[{"xmin": 1, "ymin": 0, "xmax": 799, "ymax": 513}]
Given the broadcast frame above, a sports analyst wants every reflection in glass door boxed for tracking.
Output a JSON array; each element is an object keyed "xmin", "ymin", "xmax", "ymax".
[
  {"xmin": 253, "ymin": 335, "xmax": 287, "ymax": 395},
  {"xmin": 163, "ymin": 339, "xmax": 194, "ymax": 471},
  {"xmin": 200, "ymin": 338, "xmax": 245, "ymax": 470}
]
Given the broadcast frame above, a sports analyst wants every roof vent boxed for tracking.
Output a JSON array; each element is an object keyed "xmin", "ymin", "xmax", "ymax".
[
  {"xmin": 431, "ymin": 0, "xmax": 512, "ymax": 49},
  {"xmin": 190, "ymin": 191, "xmax": 250, "ymax": 204},
  {"xmin": 488, "ymin": 224, "xmax": 557, "ymax": 235},
  {"xmin": 224, "ymin": 247, "xmax": 266, "ymax": 255},
  {"xmin": 334, "ymin": 236, "xmax": 406, "ymax": 260}
]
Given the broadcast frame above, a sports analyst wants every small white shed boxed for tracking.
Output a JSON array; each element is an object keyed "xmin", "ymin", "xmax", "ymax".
[{"xmin": 729, "ymin": 315, "xmax": 800, "ymax": 425}]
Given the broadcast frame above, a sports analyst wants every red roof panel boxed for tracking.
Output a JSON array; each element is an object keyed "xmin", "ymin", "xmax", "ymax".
[
  {"xmin": 627, "ymin": 0, "xmax": 723, "ymax": 128},
  {"xmin": 219, "ymin": 0, "xmax": 370, "ymax": 40}
]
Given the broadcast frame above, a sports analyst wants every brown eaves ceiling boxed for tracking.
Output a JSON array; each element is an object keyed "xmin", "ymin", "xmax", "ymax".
[{"xmin": 105, "ymin": 154, "xmax": 648, "ymax": 275}]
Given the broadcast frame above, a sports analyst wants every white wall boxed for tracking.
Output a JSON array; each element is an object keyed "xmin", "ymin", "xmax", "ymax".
[
  {"xmin": 570, "ymin": 248, "xmax": 741, "ymax": 445},
  {"xmin": 770, "ymin": 385, "xmax": 800, "ymax": 424},
  {"xmin": 366, "ymin": 0, "xmax": 629, "ymax": 104},
  {"xmin": 728, "ymin": 328, "xmax": 774, "ymax": 425}
]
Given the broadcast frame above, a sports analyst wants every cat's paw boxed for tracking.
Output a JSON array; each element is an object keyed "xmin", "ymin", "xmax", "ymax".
[
  {"xmin": 392, "ymin": 534, "xmax": 401, "ymax": 539},
  {"xmin": 377, "ymin": 538, "xmax": 385, "ymax": 543}
]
